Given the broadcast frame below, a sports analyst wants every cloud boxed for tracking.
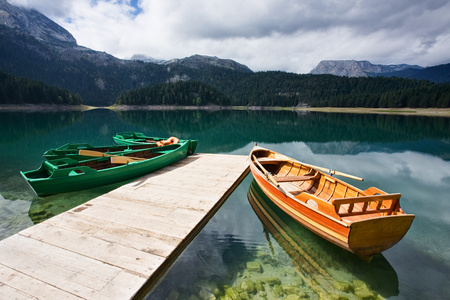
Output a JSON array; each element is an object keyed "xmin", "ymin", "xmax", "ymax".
[{"xmin": 7, "ymin": 0, "xmax": 450, "ymax": 73}]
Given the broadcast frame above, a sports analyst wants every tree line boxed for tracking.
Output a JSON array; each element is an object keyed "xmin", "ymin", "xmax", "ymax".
[
  {"xmin": 0, "ymin": 70, "xmax": 82, "ymax": 105},
  {"xmin": 116, "ymin": 81, "xmax": 231, "ymax": 106},
  {"xmin": 115, "ymin": 70, "xmax": 450, "ymax": 108}
]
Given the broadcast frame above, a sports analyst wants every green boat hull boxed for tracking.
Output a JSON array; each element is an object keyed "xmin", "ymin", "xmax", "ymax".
[
  {"xmin": 114, "ymin": 131, "xmax": 198, "ymax": 155},
  {"xmin": 21, "ymin": 140, "xmax": 194, "ymax": 196},
  {"xmin": 43, "ymin": 142, "xmax": 159, "ymax": 160}
]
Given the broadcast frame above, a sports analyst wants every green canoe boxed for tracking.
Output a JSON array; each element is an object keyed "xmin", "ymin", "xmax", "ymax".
[
  {"xmin": 21, "ymin": 139, "xmax": 195, "ymax": 196},
  {"xmin": 43, "ymin": 142, "xmax": 159, "ymax": 160},
  {"xmin": 114, "ymin": 131, "xmax": 198, "ymax": 155}
]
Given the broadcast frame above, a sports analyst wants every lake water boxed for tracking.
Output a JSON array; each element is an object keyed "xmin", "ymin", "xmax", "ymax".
[{"xmin": 0, "ymin": 109, "xmax": 449, "ymax": 299}]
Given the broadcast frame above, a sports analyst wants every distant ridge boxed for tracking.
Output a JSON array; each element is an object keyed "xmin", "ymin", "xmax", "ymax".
[
  {"xmin": 376, "ymin": 63, "xmax": 450, "ymax": 83},
  {"xmin": 310, "ymin": 60, "xmax": 423, "ymax": 77}
]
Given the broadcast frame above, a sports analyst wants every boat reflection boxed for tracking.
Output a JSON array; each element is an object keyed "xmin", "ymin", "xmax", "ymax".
[
  {"xmin": 27, "ymin": 180, "xmax": 131, "ymax": 224},
  {"xmin": 247, "ymin": 179, "xmax": 399, "ymax": 299}
]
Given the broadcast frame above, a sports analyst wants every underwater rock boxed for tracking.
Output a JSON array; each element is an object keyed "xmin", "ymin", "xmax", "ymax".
[
  {"xmin": 261, "ymin": 277, "xmax": 281, "ymax": 286},
  {"xmin": 285, "ymin": 295, "xmax": 301, "ymax": 300},
  {"xmin": 282, "ymin": 284, "xmax": 301, "ymax": 295},
  {"xmin": 335, "ymin": 281, "xmax": 353, "ymax": 293},
  {"xmin": 246, "ymin": 261, "xmax": 261, "ymax": 273},
  {"xmin": 198, "ymin": 289, "xmax": 216, "ymax": 300},
  {"xmin": 353, "ymin": 280, "xmax": 375, "ymax": 299},
  {"xmin": 240, "ymin": 279, "xmax": 256, "ymax": 294},
  {"xmin": 272, "ymin": 284, "xmax": 284, "ymax": 297},
  {"xmin": 225, "ymin": 287, "xmax": 241, "ymax": 300},
  {"xmin": 195, "ymin": 279, "xmax": 219, "ymax": 294},
  {"xmin": 255, "ymin": 280, "xmax": 265, "ymax": 292},
  {"xmin": 165, "ymin": 290, "xmax": 179, "ymax": 300}
]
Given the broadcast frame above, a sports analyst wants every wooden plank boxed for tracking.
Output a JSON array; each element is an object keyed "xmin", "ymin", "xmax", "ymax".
[
  {"xmin": 0, "ymin": 265, "xmax": 82, "ymax": 300},
  {"xmin": 19, "ymin": 223, "xmax": 165, "ymax": 277},
  {"xmin": 0, "ymin": 235, "xmax": 122, "ymax": 299},
  {"xmin": 0, "ymin": 153, "xmax": 249, "ymax": 299},
  {"xmin": 45, "ymin": 213, "xmax": 182, "ymax": 257}
]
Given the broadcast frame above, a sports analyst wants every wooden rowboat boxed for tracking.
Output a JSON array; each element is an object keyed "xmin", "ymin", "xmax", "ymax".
[
  {"xmin": 247, "ymin": 180, "xmax": 399, "ymax": 298},
  {"xmin": 113, "ymin": 131, "xmax": 198, "ymax": 155},
  {"xmin": 21, "ymin": 140, "xmax": 195, "ymax": 196},
  {"xmin": 249, "ymin": 145, "xmax": 414, "ymax": 261}
]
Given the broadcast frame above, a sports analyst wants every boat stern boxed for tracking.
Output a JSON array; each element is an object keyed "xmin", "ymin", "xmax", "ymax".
[{"xmin": 348, "ymin": 214, "xmax": 415, "ymax": 258}]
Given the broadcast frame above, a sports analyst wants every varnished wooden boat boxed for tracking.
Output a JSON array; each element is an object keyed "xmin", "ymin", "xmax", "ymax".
[
  {"xmin": 249, "ymin": 145, "xmax": 414, "ymax": 261},
  {"xmin": 247, "ymin": 180, "xmax": 399, "ymax": 298},
  {"xmin": 21, "ymin": 140, "xmax": 195, "ymax": 196},
  {"xmin": 113, "ymin": 131, "xmax": 198, "ymax": 155}
]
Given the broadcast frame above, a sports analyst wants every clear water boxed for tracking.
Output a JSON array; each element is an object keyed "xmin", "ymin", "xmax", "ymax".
[{"xmin": 1, "ymin": 109, "xmax": 449, "ymax": 299}]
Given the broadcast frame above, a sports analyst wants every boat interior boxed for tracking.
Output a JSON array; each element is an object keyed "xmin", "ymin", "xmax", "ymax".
[{"xmin": 252, "ymin": 150, "xmax": 402, "ymax": 222}]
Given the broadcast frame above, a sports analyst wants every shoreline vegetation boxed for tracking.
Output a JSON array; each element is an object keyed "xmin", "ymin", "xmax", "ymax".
[{"xmin": 1, "ymin": 104, "xmax": 450, "ymax": 117}]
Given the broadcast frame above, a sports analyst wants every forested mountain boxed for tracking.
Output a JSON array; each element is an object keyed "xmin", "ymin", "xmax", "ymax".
[
  {"xmin": 1, "ymin": 0, "xmax": 449, "ymax": 108},
  {"xmin": 0, "ymin": 70, "xmax": 81, "ymax": 105},
  {"xmin": 116, "ymin": 81, "xmax": 231, "ymax": 106},
  {"xmin": 0, "ymin": 0, "xmax": 251, "ymax": 106},
  {"xmin": 116, "ymin": 71, "xmax": 450, "ymax": 108}
]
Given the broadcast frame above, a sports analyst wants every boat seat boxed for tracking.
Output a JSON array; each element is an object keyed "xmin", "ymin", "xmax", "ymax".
[
  {"xmin": 257, "ymin": 157, "xmax": 289, "ymax": 164},
  {"xmin": 273, "ymin": 173, "xmax": 320, "ymax": 182}
]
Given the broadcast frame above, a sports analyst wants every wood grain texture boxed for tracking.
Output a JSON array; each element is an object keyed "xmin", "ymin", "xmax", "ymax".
[{"xmin": 0, "ymin": 153, "xmax": 249, "ymax": 299}]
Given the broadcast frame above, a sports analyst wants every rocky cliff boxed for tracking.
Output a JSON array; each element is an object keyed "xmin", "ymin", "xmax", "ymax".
[
  {"xmin": 0, "ymin": 0, "xmax": 253, "ymax": 105},
  {"xmin": 310, "ymin": 60, "xmax": 423, "ymax": 77},
  {"xmin": 0, "ymin": 0, "xmax": 76, "ymax": 46}
]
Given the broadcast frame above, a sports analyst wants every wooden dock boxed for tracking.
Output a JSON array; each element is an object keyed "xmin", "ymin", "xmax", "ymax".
[{"xmin": 0, "ymin": 153, "xmax": 249, "ymax": 299}]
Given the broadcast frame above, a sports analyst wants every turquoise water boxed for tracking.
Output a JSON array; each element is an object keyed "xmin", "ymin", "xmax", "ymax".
[{"xmin": 0, "ymin": 109, "xmax": 449, "ymax": 299}]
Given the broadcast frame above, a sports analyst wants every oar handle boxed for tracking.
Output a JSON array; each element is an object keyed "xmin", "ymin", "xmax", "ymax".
[
  {"xmin": 252, "ymin": 155, "xmax": 280, "ymax": 187},
  {"xmin": 299, "ymin": 161, "xmax": 364, "ymax": 181},
  {"xmin": 330, "ymin": 170, "xmax": 364, "ymax": 181}
]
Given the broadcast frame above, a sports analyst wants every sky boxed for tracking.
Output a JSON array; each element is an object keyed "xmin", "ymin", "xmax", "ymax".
[{"xmin": 8, "ymin": 0, "xmax": 450, "ymax": 73}]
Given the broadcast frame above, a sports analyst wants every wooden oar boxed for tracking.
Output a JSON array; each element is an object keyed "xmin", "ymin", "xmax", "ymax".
[
  {"xmin": 252, "ymin": 155, "xmax": 280, "ymax": 187},
  {"xmin": 298, "ymin": 161, "xmax": 364, "ymax": 181},
  {"xmin": 79, "ymin": 149, "xmax": 145, "ymax": 162}
]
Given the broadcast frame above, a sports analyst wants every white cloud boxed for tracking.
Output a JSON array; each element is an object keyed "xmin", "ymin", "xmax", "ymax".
[{"xmin": 8, "ymin": 0, "xmax": 450, "ymax": 73}]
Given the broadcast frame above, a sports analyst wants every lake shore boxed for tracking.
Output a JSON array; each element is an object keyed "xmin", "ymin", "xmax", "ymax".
[
  {"xmin": 0, "ymin": 104, "xmax": 95, "ymax": 111},
  {"xmin": 1, "ymin": 104, "xmax": 449, "ymax": 117},
  {"xmin": 110, "ymin": 105, "xmax": 450, "ymax": 117}
]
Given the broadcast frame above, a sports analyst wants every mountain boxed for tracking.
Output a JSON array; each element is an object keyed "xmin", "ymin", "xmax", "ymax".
[
  {"xmin": 0, "ymin": 0, "xmax": 75, "ymax": 47},
  {"xmin": 310, "ymin": 60, "xmax": 423, "ymax": 77},
  {"xmin": 131, "ymin": 54, "xmax": 252, "ymax": 73},
  {"xmin": 164, "ymin": 54, "xmax": 252, "ymax": 72},
  {"xmin": 0, "ymin": 0, "xmax": 252, "ymax": 106},
  {"xmin": 375, "ymin": 63, "xmax": 450, "ymax": 83}
]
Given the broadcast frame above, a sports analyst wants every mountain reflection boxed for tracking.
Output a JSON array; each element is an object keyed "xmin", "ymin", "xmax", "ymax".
[{"xmin": 116, "ymin": 110, "xmax": 450, "ymax": 157}]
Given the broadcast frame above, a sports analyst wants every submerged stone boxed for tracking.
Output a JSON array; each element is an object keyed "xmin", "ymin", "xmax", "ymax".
[
  {"xmin": 353, "ymin": 280, "xmax": 375, "ymax": 299},
  {"xmin": 241, "ymin": 279, "xmax": 256, "ymax": 294},
  {"xmin": 273, "ymin": 284, "xmax": 284, "ymax": 297},
  {"xmin": 282, "ymin": 284, "xmax": 301, "ymax": 295},
  {"xmin": 165, "ymin": 290, "xmax": 179, "ymax": 300},
  {"xmin": 255, "ymin": 280, "xmax": 265, "ymax": 292},
  {"xmin": 246, "ymin": 261, "xmax": 261, "ymax": 273},
  {"xmin": 261, "ymin": 277, "xmax": 281, "ymax": 286},
  {"xmin": 335, "ymin": 281, "xmax": 353, "ymax": 293},
  {"xmin": 225, "ymin": 287, "xmax": 240, "ymax": 300}
]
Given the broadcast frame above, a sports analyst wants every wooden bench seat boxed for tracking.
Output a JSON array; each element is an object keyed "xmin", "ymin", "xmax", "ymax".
[{"xmin": 331, "ymin": 193, "xmax": 401, "ymax": 217}]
